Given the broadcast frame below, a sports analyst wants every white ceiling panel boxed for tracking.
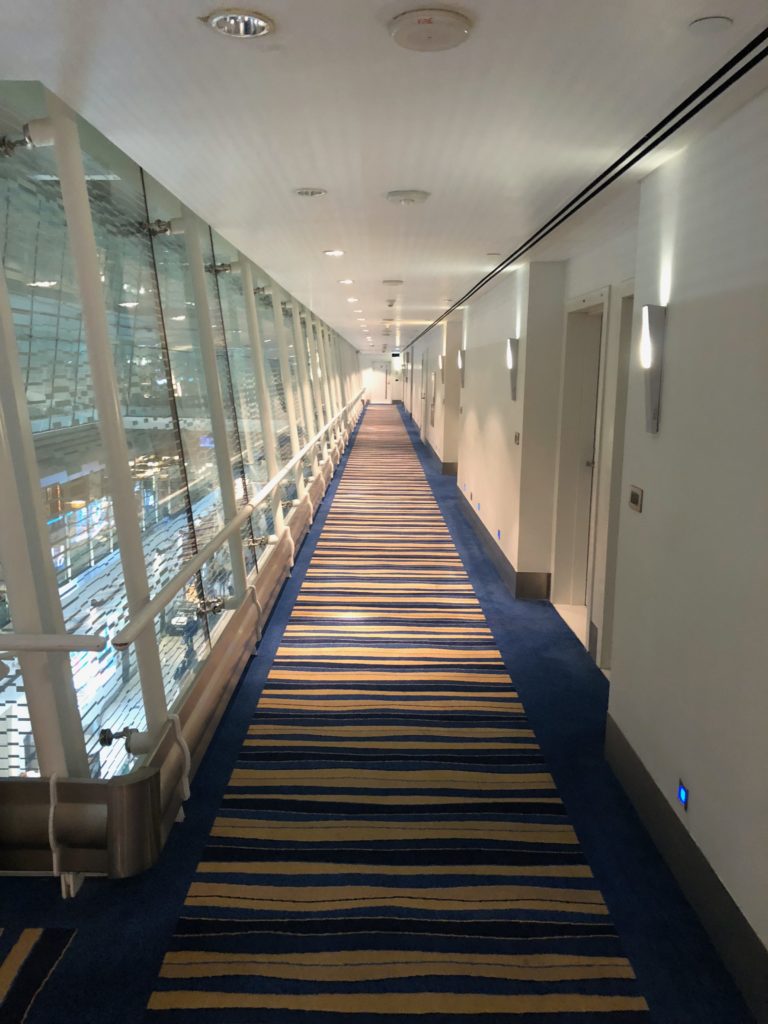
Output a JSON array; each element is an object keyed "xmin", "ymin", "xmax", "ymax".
[{"xmin": 0, "ymin": 0, "xmax": 766, "ymax": 348}]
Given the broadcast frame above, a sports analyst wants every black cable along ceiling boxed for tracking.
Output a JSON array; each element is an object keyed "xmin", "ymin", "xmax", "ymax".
[{"xmin": 404, "ymin": 24, "xmax": 768, "ymax": 351}]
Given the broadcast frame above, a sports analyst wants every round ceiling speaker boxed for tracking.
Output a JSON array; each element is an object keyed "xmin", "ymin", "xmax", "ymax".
[{"xmin": 388, "ymin": 9, "xmax": 473, "ymax": 52}]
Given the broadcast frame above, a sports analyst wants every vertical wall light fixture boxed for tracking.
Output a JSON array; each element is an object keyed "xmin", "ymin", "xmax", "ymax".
[
  {"xmin": 438, "ymin": 352, "xmax": 444, "ymax": 382},
  {"xmin": 506, "ymin": 336, "xmax": 519, "ymax": 400},
  {"xmin": 640, "ymin": 304, "xmax": 666, "ymax": 433},
  {"xmin": 457, "ymin": 347, "xmax": 465, "ymax": 387}
]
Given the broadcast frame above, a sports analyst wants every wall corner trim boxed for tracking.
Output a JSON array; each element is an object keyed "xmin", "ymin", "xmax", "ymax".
[
  {"xmin": 605, "ymin": 714, "xmax": 768, "ymax": 1022},
  {"xmin": 457, "ymin": 489, "xmax": 550, "ymax": 601}
]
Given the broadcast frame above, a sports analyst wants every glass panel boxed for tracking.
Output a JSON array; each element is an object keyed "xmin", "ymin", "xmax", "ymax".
[
  {"xmin": 0, "ymin": 561, "xmax": 30, "ymax": 778},
  {"xmin": 158, "ymin": 577, "xmax": 211, "ymax": 711}
]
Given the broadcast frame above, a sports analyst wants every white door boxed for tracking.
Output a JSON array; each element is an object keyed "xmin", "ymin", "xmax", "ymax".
[
  {"xmin": 552, "ymin": 308, "xmax": 603, "ymax": 608},
  {"xmin": 365, "ymin": 360, "xmax": 390, "ymax": 403}
]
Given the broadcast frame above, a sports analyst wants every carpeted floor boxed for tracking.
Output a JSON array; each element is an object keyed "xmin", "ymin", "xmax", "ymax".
[{"xmin": 146, "ymin": 405, "xmax": 650, "ymax": 1021}]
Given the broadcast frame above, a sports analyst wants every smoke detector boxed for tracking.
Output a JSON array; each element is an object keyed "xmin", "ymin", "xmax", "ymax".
[
  {"xmin": 389, "ymin": 9, "xmax": 472, "ymax": 52},
  {"xmin": 386, "ymin": 189, "xmax": 430, "ymax": 205}
]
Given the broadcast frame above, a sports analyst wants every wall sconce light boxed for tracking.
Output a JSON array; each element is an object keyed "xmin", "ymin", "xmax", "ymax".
[
  {"xmin": 640, "ymin": 304, "xmax": 667, "ymax": 433},
  {"xmin": 457, "ymin": 348, "xmax": 465, "ymax": 387},
  {"xmin": 438, "ymin": 352, "xmax": 444, "ymax": 382},
  {"xmin": 506, "ymin": 337, "xmax": 519, "ymax": 400}
]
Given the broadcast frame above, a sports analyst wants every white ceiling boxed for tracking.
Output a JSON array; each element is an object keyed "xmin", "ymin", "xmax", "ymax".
[{"xmin": 0, "ymin": 0, "xmax": 767, "ymax": 349}]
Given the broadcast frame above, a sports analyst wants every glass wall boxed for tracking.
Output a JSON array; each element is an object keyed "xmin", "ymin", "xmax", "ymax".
[{"xmin": 0, "ymin": 83, "xmax": 360, "ymax": 779}]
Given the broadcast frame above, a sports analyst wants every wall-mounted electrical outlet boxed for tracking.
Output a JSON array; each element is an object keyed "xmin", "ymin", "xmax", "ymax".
[{"xmin": 629, "ymin": 485, "xmax": 644, "ymax": 512}]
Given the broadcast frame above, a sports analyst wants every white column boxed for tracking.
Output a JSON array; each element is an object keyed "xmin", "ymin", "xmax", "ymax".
[
  {"xmin": 316, "ymin": 322, "xmax": 338, "ymax": 438},
  {"xmin": 0, "ymin": 269, "xmax": 89, "ymax": 778},
  {"xmin": 290, "ymin": 299, "xmax": 320, "ymax": 476},
  {"xmin": 48, "ymin": 94, "xmax": 169, "ymax": 742},
  {"xmin": 238, "ymin": 258, "xmax": 285, "ymax": 534},
  {"xmin": 305, "ymin": 314, "xmax": 332, "ymax": 460},
  {"xmin": 181, "ymin": 208, "xmax": 248, "ymax": 600},
  {"xmin": 270, "ymin": 281, "xmax": 305, "ymax": 498}
]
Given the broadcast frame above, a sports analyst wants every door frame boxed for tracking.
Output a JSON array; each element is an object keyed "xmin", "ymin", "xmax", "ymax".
[
  {"xmin": 550, "ymin": 287, "xmax": 609, "ymax": 618},
  {"xmin": 590, "ymin": 280, "xmax": 635, "ymax": 667}
]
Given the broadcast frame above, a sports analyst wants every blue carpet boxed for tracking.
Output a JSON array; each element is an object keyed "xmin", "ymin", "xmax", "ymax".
[{"xmin": 0, "ymin": 403, "xmax": 752, "ymax": 1023}]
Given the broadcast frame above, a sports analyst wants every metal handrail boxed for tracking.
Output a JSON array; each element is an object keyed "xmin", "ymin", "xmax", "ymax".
[
  {"xmin": 0, "ymin": 633, "xmax": 107, "ymax": 654},
  {"xmin": 112, "ymin": 389, "xmax": 364, "ymax": 651}
]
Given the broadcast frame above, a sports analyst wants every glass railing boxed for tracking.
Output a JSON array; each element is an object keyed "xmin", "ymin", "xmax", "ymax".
[{"xmin": 0, "ymin": 81, "xmax": 363, "ymax": 781}]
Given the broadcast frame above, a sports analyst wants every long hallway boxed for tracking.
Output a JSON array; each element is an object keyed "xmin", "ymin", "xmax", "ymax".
[
  {"xmin": 147, "ymin": 405, "xmax": 648, "ymax": 1020},
  {"xmin": 0, "ymin": 404, "xmax": 753, "ymax": 1022}
]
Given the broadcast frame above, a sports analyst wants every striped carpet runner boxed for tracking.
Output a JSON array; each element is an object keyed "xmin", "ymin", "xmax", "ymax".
[{"xmin": 147, "ymin": 404, "xmax": 649, "ymax": 1021}]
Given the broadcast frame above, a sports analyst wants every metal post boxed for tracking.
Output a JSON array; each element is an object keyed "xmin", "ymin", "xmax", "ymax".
[
  {"xmin": 48, "ymin": 93, "xmax": 169, "ymax": 742},
  {"xmin": 238, "ymin": 257, "xmax": 285, "ymax": 534},
  {"xmin": 270, "ymin": 281, "xmax": 305, "ymax": 498},
  {"xmin": 0, "ymin": 269, "xmax": 89, "ymax": 778},
  {"xmin": 181, "ymin": 207, "xmax": 248, "ymax": 600},
  {"xmin": 290, "ymin": 299, "xmax": 320, "ymax": 476}
]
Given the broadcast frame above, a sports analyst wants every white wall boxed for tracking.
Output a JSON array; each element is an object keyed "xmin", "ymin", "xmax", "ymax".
[
  {"xmin": 456, "ymin": 263, "xmax": 565, "ymax": 573},
  {"xmin": 609, "ymin": 88, "xmax": 768, "ymax": 946},
  {"xmin": 404, "ymin": 320, "xmax": 461, "ymax": 466},
  {"xmin": 402, "ymin": 86, "xmax": 768, "ymax": 957}
]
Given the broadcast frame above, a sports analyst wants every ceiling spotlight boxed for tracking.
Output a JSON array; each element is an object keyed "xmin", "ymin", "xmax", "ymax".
[
  {"xmin": 323, "ymin": 249, "xmax": 345, "ymax": 257},
  {"xmin": 688, "ymin": 15, "xmax": 734, "ymax": 33},
  {"xmin": 347, "ymin": 297, "xmax": 358, "ymax": 303},
  {"xmin": 389, "ymin": 8, "xmax": 473, "ymax": 51},
  {"xmin": 338, "ymin": 279, "xmax": 354, "ymax": 285},
  {"xmin": 382, "ymin": 279, "xmax": 404, "ymax": 286},
  {"xmin": 202, "ymin": 8, "xmax": 274, "ymax": 37},
  {"xmin": 386, "ymin": 189, "xmax": 430, "ymax": 205},
  {"xmin": 295, "ymin": 187, "xmax": 327, "ymax": 198},
  {"xmin": 354, "ymin": 308, "xmax": 363, "ymax": 313}
]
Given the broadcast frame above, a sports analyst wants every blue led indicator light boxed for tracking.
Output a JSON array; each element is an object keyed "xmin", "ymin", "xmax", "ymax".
[
  {"xmin": 677, "ymin": 781, "xmax": 689, "ymax": 811},
  {"xmin": 497, "ymin": 529, "xmax": 501, "ymax": 541}
]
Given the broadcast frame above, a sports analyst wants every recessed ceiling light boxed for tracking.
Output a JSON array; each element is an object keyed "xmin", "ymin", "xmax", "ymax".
[
  {"xmin": 382, "ymin": 279, "xmax": 404, "ymax": 286},
  {"xmin": 357, "ymin": 317, "xmax": 366, "ymax": 322},
  {"xmin": 386, "ymin": 189, "xmax": 430, "ymax": 205},
  {"xmin": 338, "ymin": 279, "xmax": 354, "ymax": 285},
  {"xmin": 389, "ymin": 8, "xmax": 473, "ymax": 51},
  {"xmin": 27, "ymin": 280, "xmax": 58, "ymax": 288},
  {"xmin": 202, "ymin": 8, "xmax": 274, "ymax": 37},
  {"xmin": 347, "ymin": 297, "xmax": 358, "ymax": 303},
  {"xmin": 324, "ymin": 249, "xmax": 345, "ymax": 257},
  {"xmin": 295, "ymin": 187, "xmax": 327, "ymax": 198},
  {"xmin": 688, "ymin": 15, "xmax": 734, "ymax": 34}
]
